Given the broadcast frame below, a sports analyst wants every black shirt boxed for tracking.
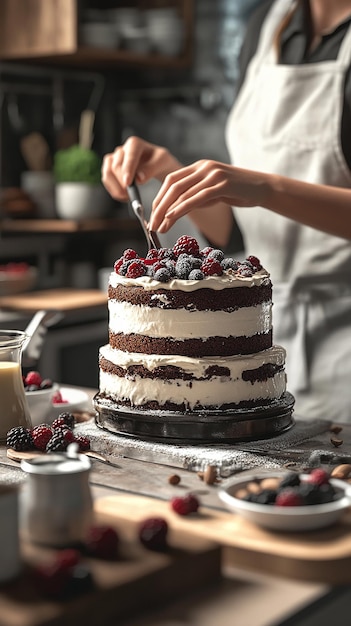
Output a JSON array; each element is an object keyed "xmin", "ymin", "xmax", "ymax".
[{"xmin": 237, "ymin": 0, "xmax": 351, "ymax": 168}]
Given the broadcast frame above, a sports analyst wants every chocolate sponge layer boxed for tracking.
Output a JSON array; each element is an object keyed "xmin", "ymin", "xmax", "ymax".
[
  {"xmin": 108, "ymin": 282, "xmax": 272, "ymax": 311},
  {"xmin": 109, "ymin": 330, "xmax": 273, "ymax": 357}
]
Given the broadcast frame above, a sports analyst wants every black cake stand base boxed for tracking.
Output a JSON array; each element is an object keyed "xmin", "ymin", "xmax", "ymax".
[{"xmin": 93, "ymin": 392, "xmax": 295, "ymax": 444}]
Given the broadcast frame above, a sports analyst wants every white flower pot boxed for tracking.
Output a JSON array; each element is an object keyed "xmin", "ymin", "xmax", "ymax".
[{"xmin": 55, "ymin": 183, "xmax": 111, "ymax": 219}]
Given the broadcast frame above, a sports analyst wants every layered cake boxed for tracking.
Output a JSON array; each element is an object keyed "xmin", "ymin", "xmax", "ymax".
[{"xmin": 96, "ymin": 235, "xmax": 289, "ymax": 418}]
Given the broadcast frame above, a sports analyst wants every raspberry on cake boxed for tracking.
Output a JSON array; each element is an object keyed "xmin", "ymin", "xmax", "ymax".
[{"xmin": 95, "ymin": 236, "xmax": 288, "ymax": 416}]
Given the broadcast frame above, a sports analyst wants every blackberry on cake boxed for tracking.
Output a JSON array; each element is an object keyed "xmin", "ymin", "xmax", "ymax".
[{"xmin": 96, "ymin": 235, "xmax": 288, "ymax": 415}]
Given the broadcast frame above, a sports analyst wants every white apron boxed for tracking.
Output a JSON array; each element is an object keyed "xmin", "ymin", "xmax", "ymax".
[{"xmin": 226, "ymin": 0, "xmax": 351, "ymax": 421}]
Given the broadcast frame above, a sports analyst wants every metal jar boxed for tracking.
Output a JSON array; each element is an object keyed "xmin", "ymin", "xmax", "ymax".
[{"xmin": 20, "ymin": 450, "xmax": 93, "ymax": 547}]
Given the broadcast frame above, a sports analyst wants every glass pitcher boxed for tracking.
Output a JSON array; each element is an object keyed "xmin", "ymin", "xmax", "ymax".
[{"xmin": 0, "ymin": 330, "xmax": 32, "ymax": 443}]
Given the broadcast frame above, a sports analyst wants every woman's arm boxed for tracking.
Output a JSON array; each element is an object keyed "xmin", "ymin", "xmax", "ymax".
[{"xmin": 149, "ymin": 160, "xmax": 351, "ymax": 240}]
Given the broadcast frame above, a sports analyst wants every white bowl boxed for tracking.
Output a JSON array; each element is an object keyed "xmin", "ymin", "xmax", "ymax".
[
  {"xmin": 26, "ymin": 384, "xmax": 59, "ymax": 428},
  {"xmin": 0, "ymin": 265, "xmax": 37, "ymax": 296},
  {"xmin": 219, "ymin": 471, "xmax": 351, "ymax": 532},
  {"xmin": 55, "ymin": 183, "xmax": 111, "ymax": 220},
  {"xmin": 79, "ymin": 23, "xmax": 120, "ymax": 48},
  {"xmin": 51, "ymin": 387, "xmax": 91, "ymax": 420}
]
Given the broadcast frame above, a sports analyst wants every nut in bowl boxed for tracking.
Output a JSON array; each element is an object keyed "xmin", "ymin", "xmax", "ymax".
[{"xmin": 218, "ymin": 469, "xmax": 351, "ymax": 532}]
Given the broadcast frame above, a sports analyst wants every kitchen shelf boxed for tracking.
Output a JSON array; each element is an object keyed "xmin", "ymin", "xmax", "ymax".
[
  {"xmin": 0, "ymin": 0, "xmax": 194, "ymax": 71},
  {"xmin": 0, "ymin": 217, "xmax": 141, "ymax": 234}
]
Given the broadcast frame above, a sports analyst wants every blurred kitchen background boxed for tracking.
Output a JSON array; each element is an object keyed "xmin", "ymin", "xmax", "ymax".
[{"xmin": 0, "ymin": 0, "xmax": 261, "ymax": 387}]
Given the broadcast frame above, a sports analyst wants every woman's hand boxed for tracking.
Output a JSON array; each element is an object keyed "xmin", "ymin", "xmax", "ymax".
[
  {"xmin": 101, "ymin": 135, "xmax": 182, "ymax": 202},
  {"xmin": 149, "ymin": 159, "xmax": 263, "ymax": 233}
]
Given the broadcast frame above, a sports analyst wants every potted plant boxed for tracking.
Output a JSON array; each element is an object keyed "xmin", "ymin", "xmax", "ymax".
[{"xmin": 53, "ymin": 144, "xmax": 111, "ymax": 219}]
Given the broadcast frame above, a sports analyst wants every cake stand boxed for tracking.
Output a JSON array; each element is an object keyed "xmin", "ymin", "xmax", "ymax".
[{"xmin": 93, "ymin": 392, "xmax": 295, "ymax": 444}]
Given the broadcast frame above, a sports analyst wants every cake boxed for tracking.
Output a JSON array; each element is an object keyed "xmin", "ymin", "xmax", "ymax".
[{"xmin": 96, "ymin": 236, "xmax": 289, "ymax": 417}]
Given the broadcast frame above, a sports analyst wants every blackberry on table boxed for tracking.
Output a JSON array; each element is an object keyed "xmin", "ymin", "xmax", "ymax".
[
  {"xmin": 46, "ymin": 432, "xmax": 68, "ymax": 452},
  {"xmin": 7, "ymin": 426, "xmax": 34, "ymax": 451},
  {"xmin": 57, "ymin": 412, "xmax": 75, "ymax": 429}
]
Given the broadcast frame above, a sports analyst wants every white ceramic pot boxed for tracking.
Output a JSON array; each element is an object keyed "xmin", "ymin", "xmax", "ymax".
[
  {"xmin": 21, "ymin": 171, "xmax": 56, "ymax": 218},
  {"xmin": 55, "ymin": 183, "xmax": 111, "ymax": 219}
]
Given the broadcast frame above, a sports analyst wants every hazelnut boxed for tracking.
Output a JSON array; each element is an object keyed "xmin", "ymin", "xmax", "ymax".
[
  {"xmin": 330, "ymin": 425, "xmax": 343, "ymax": 434},
  {"xmin": 168, "ymin": 474, "xmax": 181, "ymax": 485},
  {"xmin": 330, "ymin": 437, "xmax": 343, "ymax": 448},
  {"xmin": 246, "ymin": 481, "xmax": 262, "ymax": 494},
  {"xmin": 260, "ymin": 477, "xmax": 280, "ymax": 490}
]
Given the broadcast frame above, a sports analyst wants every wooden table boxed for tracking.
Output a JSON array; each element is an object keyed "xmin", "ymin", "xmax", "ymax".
[{"xmin": 1, "ymin": 389, "xmax": 351, "ymax": 625}]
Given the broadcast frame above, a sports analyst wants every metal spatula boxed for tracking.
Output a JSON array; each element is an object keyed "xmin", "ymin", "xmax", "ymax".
[{"xmin": 127, "ymin": 181, "xmax": 161, "ymax": 250}]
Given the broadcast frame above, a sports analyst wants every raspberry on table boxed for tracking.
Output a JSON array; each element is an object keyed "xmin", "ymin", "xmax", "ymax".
[
  {"xmin": 6, "ymin": 426, "xmax": 34, "ymax": 451},
  {"xmin": 171, "ymin": 494, "xmax": 200, "ymax": 516},
  {"xmin": 85, "ymin": 525, "xmax": 119, "ymax": 560},
  {"xmin": 139, "ymin": 517, "xmax": 168, "ymax": 551},
  {"xmin": 31, "ymin": 425, "xmax": 53, "ymax": 451},
  {"xmin": 74, "ymin": 435, "xmax": 91, "ymax": 451}
]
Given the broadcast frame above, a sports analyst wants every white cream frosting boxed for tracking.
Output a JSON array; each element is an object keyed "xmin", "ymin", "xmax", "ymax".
[
  {"xmin": 99, "ymin": 345, "xmax": 286, "ymax": 409},
  {"xmin": 109, "ymin": 267, "xmax": 270, "ymax": 291},
  {"xmin": 108, "ymin": 300, "xmax": 272, "ymax": 339},
  {"xmin": 99, "ymin": 265, "xmax": 285, "ymax": 411}
]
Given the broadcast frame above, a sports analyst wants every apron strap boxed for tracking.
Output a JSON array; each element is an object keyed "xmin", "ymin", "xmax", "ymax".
[
  {"xmin": 254, "ymin": 0, "xmax": 297, "ymax": 64},
  {"xmin": 336, "ymin": 21, "xmax": 351, "ymax": 66}
]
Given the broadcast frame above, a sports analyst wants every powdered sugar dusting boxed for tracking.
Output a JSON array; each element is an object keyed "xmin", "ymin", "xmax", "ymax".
[{"xmin": 76, "ymin": 418, "xmax": 330, "ymax": 476}]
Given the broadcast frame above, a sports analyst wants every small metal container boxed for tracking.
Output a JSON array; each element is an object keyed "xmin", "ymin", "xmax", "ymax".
[{"xmin": 20, "ymin": 449, "xmax": 93, "ymax": 547}]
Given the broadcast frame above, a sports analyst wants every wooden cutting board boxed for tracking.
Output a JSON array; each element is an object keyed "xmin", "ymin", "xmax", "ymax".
[
  {"xmin": 0, "ymin": 509, "xmax": 221, "ymax": 626},
  {"xmin": 95, "ymin": 493, "xmax": 351, "ymax": 586},
  {"xmin": 0, "ymin": 288, "xmax": 107, "ymax": 312}
]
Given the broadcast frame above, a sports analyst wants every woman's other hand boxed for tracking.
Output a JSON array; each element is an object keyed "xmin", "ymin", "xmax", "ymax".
[{"xmin": 101, "ymin": 135, "xmax": 182, "ymax": 202}]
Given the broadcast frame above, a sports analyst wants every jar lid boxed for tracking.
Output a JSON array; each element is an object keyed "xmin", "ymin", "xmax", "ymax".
[{"xmin": 21, "ymin": 450, "xmax": 91, "ymax": 475}]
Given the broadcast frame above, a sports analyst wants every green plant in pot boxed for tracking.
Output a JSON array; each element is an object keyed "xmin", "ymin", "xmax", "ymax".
[{"xmin": 53, "ymin": 144, "xmax": 110, "ymax": 219}]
